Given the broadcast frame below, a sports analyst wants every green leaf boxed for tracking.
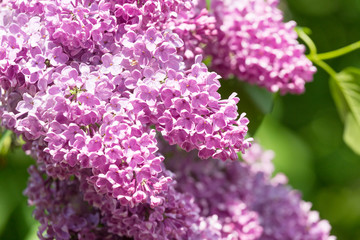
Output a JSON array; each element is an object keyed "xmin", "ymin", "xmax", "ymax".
[
  {"xmin": 344, "ymin": 114, "xmax": 360, "ymax": 155},
  {"xmin": 330, "ymin": 67, "xmax": 360, "ymax": 155},
  {"xmin": 218, "ymin": 78, "xmax": 274, "ymax": 135},
  {"xmin": 330, "ymin": 77, "xmax": 349, "ymax": 122}
]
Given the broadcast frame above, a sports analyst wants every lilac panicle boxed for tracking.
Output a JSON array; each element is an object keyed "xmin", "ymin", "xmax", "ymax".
[
  {"xmin": 25, "ymin": 141, "xmax": 336, "ymax": 240},
  {"xmin": 1, "ymin": 0, "xmax": 335, "ymax": 239},
  {"xmin": 80, "ymin": 166, "xmax": 208, "ymax": 240},
  {"xmin": 165, "ymin": 143, "xmax": 336, "ymax": 240},
  {"xmin": 0, "ymin": 0, "xmax": 250, "ymax": 211},
  {"xmin": 206, "ymin": 0, "xmax": 316, "ymax": 94},
  {"xmin": 25, "ymin": 164, "xmax": 222, "ymax": 240}
]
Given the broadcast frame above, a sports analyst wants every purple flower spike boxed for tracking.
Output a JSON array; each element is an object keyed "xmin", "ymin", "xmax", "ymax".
[{"xmin": 0, "ymin": 1, "xmax": 333, "ymax": 239}]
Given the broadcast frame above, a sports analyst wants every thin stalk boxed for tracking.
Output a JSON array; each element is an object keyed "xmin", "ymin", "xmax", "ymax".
[
  {"xmin": 312, "ymin": 57, "xmax": 337, "ymax": 79},
  {"xmin": 297, "ymin": 28, "xmax": 317, "ymax": 56},
  {"xmin": 297, "ymin": 28, "xmax": 337, "ymax": 79},
  {"xmin": 316, "ymin": 41, "xmax": 360, "ymax": 60}
]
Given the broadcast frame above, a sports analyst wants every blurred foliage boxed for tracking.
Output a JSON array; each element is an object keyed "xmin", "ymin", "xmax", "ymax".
[
  {"xmin": 1, "ymin": 0, "xmax": 360, "ymax": 239},
  {"xmin": 0, "ymin": 146, "xmax": 38, "ymax": 239},
  {"xmin": 330, "ymin": 68, "xmax": 360, "ymax": 155}
]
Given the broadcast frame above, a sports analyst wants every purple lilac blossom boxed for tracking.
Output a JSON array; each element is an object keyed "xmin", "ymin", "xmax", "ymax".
[
  {"xmin": 206, "ymin": 0, "xmax": 316, "ymax": 94},
  {"xmin": 25, "ymin": 164, "xmax": 223, "ymax": 239},
  {"xmin": 0, "ymin": 0, "xmax": 250, "ymax": 210},
  {"xmin": 25, "ymin": 141, "xmax": 336, "ymax": 239},
  {"xmin": 80, "ymin": 166, "xmax": 209, "ymax": 239},
  {"xmin": 0, "ymin": 0, "xmax": 335, "ymax": 239},
  {"xmin": 165, "ymin": 143, "xmax": 335, "ymax": 240}
]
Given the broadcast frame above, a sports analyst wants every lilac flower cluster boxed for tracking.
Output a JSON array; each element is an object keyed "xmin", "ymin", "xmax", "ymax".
[
  {"xmin": 0, "ymin": 0, "xmax": 333, "ymax": 239},
  {"xmin": 205, "ymin": 0, "xmax": 317, "ymax": 94},
  {"xmin": 26, "ymin": 164, "xmax": 203, "ymax": 239},
  {"xmin": 166, "ymin": 143, "xmax": 335, "ymax": 240},
  {"xmin": 0, "ymin": 0, "xmax": 250, "ymax": 208},
  {"xmin": 25, "ymin": 142, "xmax": 335, "ymax": 239}
]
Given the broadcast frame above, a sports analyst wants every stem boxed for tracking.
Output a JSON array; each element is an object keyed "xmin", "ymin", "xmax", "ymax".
[
  {"xmin": 297, "ymin": 27, "xmax": 337, "ymax": 79},
  {"xmin": 316, "ymin": 41, "xmax": 360, "ymax": 60},
  {"xmin": 296, "ymin": 27, "xmax": 317, "ymax": 56},
  {"xmin": 312, "ymin": 57, "xmax": 337, "ymax": 79}
]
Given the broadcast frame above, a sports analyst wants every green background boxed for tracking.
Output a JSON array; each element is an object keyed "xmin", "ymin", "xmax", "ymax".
[{"xmin": 1, "ymin": 0, "xmax": 360, "ymax": 239}]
